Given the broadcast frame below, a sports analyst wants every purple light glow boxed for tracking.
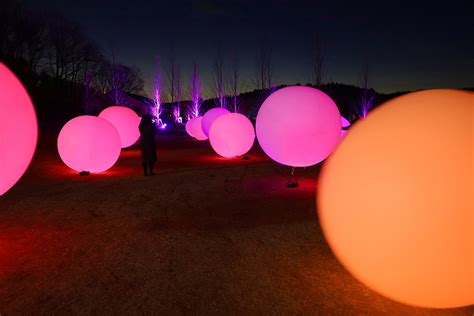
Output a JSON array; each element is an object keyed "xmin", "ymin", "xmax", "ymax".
[
  {"xmin": 340, "ymin": 116, "xmax": 351, "ymax": 138},
  {"xmin": 256, "ymin": 86, "xmax": 341, "ymax": 167},
  {"xmin": 209, "ymin": 113, "xmax": 254, "ymax": 158},
  {"xmin": 201, "ymin": 107, "xmax": 230, "ymax": 137}
]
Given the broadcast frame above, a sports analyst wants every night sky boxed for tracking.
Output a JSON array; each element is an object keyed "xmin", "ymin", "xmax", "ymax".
[{"xmin": 26, "ymin": 0, "xmax": 474, "ymax": 96}]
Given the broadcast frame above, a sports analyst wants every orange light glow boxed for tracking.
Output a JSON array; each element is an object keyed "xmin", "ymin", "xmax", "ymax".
[{"xmin": 318, "ymin": 89, "xmax": 473, "ymax": 308}]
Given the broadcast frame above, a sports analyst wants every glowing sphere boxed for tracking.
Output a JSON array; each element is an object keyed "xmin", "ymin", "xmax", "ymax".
[
  {"xmin": 256, "ymin": 86, "xmax": 341, "ymax": 167},
  {"xmin": 98, "ymin": 106, "xmax": 140, "ymax": 148},
  {"xmin": 201, "ymin": 107, "xmax": 230, "ymax": 137},
  {"xmin": 209, "ymin": 113, "xmax": 255, "ymax": 158},
  {"xmin": 0, "ymin": 64, "xmax": 38, "ymax": 195},
  {"xmin": 57, "ymin": 116, "xmax": 121, "ymax": 173},
  {"xmin": 186, "ymin": 116, "xmax": 208, "ymax": 140},
  {"xmin": 318, "ymin": 90, "xmax": 473, "ymax": 308},
  {"xmin": 340, "ymin": 116, "xmax": 350, "ymax": 138}
]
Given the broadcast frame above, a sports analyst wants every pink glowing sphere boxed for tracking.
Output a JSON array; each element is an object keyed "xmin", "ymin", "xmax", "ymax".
[
  {"xmin": 209, "ymin": 113, "xmax": 255, "ymax": 158},
  {"xmin": 0, "ymin": 63, "xmax": 38, "ymax": 195},
  {"xmin": 57, "ymin": 116, "xmax": 121, "ymax": 173},
  {"xmin": 186, "ymin": 116, "xmax": 208, "ymax": 140},
  {"xmin": 201, "ymin": 107, "xmax": 231, "ymax": 137},
  {"xmin": 99, "ymin": 106, "xmax": 140, "ymax": 148},
  {"xmin": 340, "ymin": 116, "xmax": 351, "ymax": 138},
  {"xmin": 256, "ymin": 86, "xmax": 341, "ymax": 167}
]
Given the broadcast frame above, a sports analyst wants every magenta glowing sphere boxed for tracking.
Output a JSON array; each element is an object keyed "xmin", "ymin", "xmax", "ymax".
[
  {"xmin": 201, "ymin": 107, "xmax": 231, "ymax": 137},
  {"xmin": 186, "ymin": 116, "xmax": 208, "ymax": 140},
  {"xmin": 209, "ymin": 113, "xmax": 255, "ymax": 158},
  {"xmin": 99, "ymin": 106, "xmax": 140, "ymax": 148},
  {"xmin": 57, "ymin": 116, "xmax": 121, "ymax": 173},
  {"xmin": 340, "ymin": 116, "xmax": 351, "ymax": 138},
  {"xmin": 0, "ymin": 63, "xmax": 38, "ymax": 195},
  {"xmin": 256, "ymin": 86, "xmax": 341, "ymax": 167}
]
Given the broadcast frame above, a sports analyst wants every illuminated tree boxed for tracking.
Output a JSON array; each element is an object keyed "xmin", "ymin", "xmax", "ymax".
[
  {"xmin": 165, "ymin": 46, "xmax": 182, "ymax": 123},
  {"xmin": 150, "ymin": 57, "xmax": 164, "ymax": 126},
  {"xmin": 212, "ymin": 43, "xmax": 227, "ymax": 108},
  {"xmin": 188, "ymin": 62, "xmax": 202, "ymax": 119},
  {"xmin": 310, "ymin": 32, "xmax": 326, "ymax": 88},
  {"xmin": 229, "ymin": 50, "xmax": 241, "ymax": 113},
  {"xmin": 255, "ymin": 36, "xmax": 273, "ymax": 92},
  {"xmin": 358, "ymin": 63, "xmax": 375, "ymax": 119}
]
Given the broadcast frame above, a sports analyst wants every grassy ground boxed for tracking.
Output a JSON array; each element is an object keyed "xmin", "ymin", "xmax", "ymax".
[{"xmin": 0, "ymin": 131, "xmax": 472, "ymax": 315}]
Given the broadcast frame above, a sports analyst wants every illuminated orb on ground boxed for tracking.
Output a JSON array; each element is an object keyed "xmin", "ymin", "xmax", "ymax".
[
  {"xmin": 98, "ymin": 106, "xmax": 140, "ymax": 148},
  {"xmin": 340, "ymin": 116, "xmax": 350, "ymax": 138},
  {"xmin": 201, "ymin": 107, "xmax": 230, "ymax": 137},
  {"xmin": 209, "ymin": 113, "xmax": 255, "ymax": 158},
  {"xmin": 256, "ymin": 86, "xmax": 341, "ymax": 167},
  {"xmin": 0, "ymin": 63, "xmax": 38, "ymax": 195},
  {"xmin": 186, "ymin": 116, "xmax": 208, "ymax": 140},
  {"xmin": 318, "ymin": 89, "xmax": 473, "ymax": 308},
  {"xmin": 57, "ymin": 116, "xmax": 121, "ymax": 173}
]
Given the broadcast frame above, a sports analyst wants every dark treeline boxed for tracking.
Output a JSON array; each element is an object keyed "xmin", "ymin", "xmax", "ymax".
[{"xmin": 0, "ymin": 0, "xmax": 144, "ymax": 126}]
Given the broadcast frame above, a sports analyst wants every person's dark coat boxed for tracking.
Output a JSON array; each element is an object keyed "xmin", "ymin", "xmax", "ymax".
[{"xmin": 139, "ymin": 116, "xmax": 157, "ymax": 163}]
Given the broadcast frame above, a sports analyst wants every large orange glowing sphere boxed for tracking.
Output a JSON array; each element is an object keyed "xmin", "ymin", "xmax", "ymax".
[
  {"xmin": 318, "ymin": 89, "xmax": 473, "ymax": 308},
  {"xmin": 256, "ymin": 86, "xmax": 341, "ymax": 167},
  {"xmin": 99, "ymin": 106, "xmax": 140, "ymax": 148},
  {"xmin": 57, "ymin": 116, "xmax": 121, "ymax": 173},
  {"xmin": 0, "ymin": 63, "xmax": 38, "ymax": 195},
  {"xmin": 186, "ymin": 116, "xmax": 208, "ymax": 141},
  {"xmin": 209, "ymin": 113, "xmax": 255, "ymax": 158}
]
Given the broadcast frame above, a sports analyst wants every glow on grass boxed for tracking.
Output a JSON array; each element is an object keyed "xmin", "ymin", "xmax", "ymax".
[
  {"xmin": 340, "ymin": 116, "xmax": 350, "ymax": 138},
  {"xmin": 318, "ymin": 89, "xmax": 473, "ymax": 308},
  {"xmin": 256, "ymin": 86, "xmax": 341, "ymax": 167},
  {"xmin": 209, "ymin": 113, "xmax": 254, "ymax": 158},
  {"xmin": 99, "ymin": 106, "xmax": 140, "ymax": 148},
  {"xmin": 58, "ymin": 116, "xmax": 121, "ymax": 173},
  {"xmin": 0, "ymin": 63, "xmax": 38, "ymax": 195}
]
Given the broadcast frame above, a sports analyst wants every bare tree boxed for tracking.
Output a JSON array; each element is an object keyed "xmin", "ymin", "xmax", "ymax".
[
  {"xmin": 212, "ymin": 43, "xmax": 226, "ymax": 108},
  {"xmin": 310, "ymin": 32, "xmax": 326, "ymax": 87},
  {"xmin": 255, "ymin": 36, "xmax": 273, "ymax": 92},
  {"xmin": 149, "ymin": 56, "xmax": 164, "ymax": 125},
  {"xmin": 229, "ymin": 50, "xmax": 241, "ymax": 112},
  {"xmin": 189, "ymin": 62, "xmax": 202, "ymax": 119},
  {"xmin": 358, "ymin": 63, "xmax": 375, "ymax": 119}
]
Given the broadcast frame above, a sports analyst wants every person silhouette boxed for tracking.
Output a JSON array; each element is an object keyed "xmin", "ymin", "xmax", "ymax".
[{"xmin": 139, "ymin": 115, "xmax": 157, "ymax": 176}]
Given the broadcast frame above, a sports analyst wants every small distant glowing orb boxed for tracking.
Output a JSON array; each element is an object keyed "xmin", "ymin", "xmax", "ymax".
[
  {"xmin": 98, "ymin": 106, "xmax": 140, "ymax": 148},
  {"xmin": 340, "ymin": 116, "xmax": 351, "ymax": 138},
  {"xmin": 209, "ymin": 113, "xmax": 255, "ymax": 158},
  {"xmin": 318, "ymin": 89, "xmax": 473, "ymax": 308},
  {"xmin": 186, "ymin": 117, "xmax": 208, "ymax": 140},
  {"xmin": 0, "ymin": 63, "xmax": 38, "ymax": 195},
  {"xmin": 256, "ymin": 86, "xmax": 341, "ymax": 167},
  {"xmin": 201, "ymin": 107, "xmax": 230, "ymax": 137},
  {"xmin": 57, "ymin": 116, "xmax": 121, "ymax": 173}
]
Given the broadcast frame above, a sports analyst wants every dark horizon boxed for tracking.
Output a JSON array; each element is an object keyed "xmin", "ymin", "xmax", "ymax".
[{"xmin": 21, "ymin": 0, "xmax": 474, "ymax": 96}]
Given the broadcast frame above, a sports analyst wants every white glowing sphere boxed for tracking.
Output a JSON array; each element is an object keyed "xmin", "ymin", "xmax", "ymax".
[
  {"xmin": 201, "ymin": 107, "xmax": 230, "ymax": 137},
  {"xmin": 57, "ymin": 116, "xmax": 121, "ymax": 173},
  {"xmin": 318, "ymin": 90, "xmax": 474, "ymax": 308},
  {"xmin": 99, "ymin": 106, "xmax": 140, "ymax": 148},
  {"xmin": 186, "ymin": 116, "xmax": 208, "ymax": 140},
  {"xmin": 209, "ymin": 113, "xmax": 255, "ymax": 158},
  {"xmin": 0, "ymin": 63, "xmax": 38, "ymax": 195},
  {"xmin": 256, "ymin": 86, "xmax": 341, "ymax": 167}
]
